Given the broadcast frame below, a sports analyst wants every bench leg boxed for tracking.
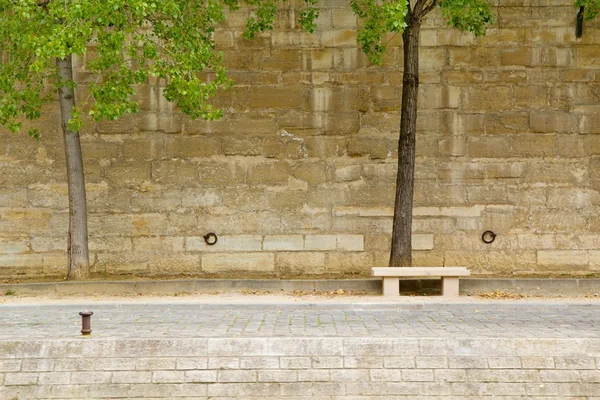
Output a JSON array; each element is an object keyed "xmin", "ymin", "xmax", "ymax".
[
  {"xmin": 382, "ymin": 277, "xmax": 400, "ymax": 297},
  {"xmin": 442, "ymin": 277, "xmax": 460, "ymax": 297}
]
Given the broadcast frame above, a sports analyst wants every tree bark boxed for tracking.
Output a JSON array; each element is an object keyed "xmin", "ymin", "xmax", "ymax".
[
  {"xmin": 56, "ymin": 56, "xmax": 90, "ymax": 280},
  {"xmin": 389, "ymin": 21, "xmax": 421, "ymax": 268}
]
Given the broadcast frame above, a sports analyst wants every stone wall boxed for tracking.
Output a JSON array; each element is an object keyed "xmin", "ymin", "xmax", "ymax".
[
  {"xmin": 1, "ymin": 338, "xmax": 599, "ymax": 398},
  {"xmin": 0, "ymin": 0, "xmax": 599, "ymax": 278}
]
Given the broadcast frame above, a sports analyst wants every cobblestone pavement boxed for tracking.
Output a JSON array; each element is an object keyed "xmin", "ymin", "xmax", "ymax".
[{"xmin": 1, "ymin": 302, "xmax": 598, "ymax": 340}]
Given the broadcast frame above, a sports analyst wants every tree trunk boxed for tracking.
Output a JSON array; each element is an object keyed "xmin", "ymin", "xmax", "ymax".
[
  {"xmin": 56, "ymin": 56, "xmax": 90, "ymax": 280},
  {"xmin": 389, "ymin": 22, "xmax": 421, "ymax": 268}
]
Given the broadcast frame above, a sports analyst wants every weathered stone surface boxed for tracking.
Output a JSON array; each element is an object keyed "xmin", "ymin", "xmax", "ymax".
[
  {"xmin": 276, "ymin": 252, "xmax": 327, "ymax": 274},
  {"xmin": 0, "ymin": 189, "xmax": 28, "ymax": 208},
  {"xmin": 0, "ymin": 3, "xmax": 598, "ymax": 278},
  {"xmin": 304, "ymin": 235, "xmax": 337, "ymax": 251},
  {"xmin": 263, "ymin": 236, "xmax": 304, "ymax": 251},
  {"xmin": 250, "ymin": 87, "xmax": 304, "ymax": 109},
  {"xmin": 336, "ymin": 235, "xmax": 364, "ymax": 252},
  {"xmin": 186, "ymin": 236, "xmax": 262, "ymax": 252},
  {"xmin": 202, "ymin": 253, "xmax": 275, "ymax": 272},
  {"xmin": 247, "ymin": 163, "xmax": 290, "ymax": 186},
  {"xmin": 164, "ymin": 136, "xmax": 221, "ymax": 158},
  {"xmin": 537, "ymin": 250, "xmax": 590, "ymax": 270}
]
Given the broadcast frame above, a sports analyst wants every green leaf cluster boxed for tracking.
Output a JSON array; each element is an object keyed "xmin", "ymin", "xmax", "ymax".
[
  {"xmin": 439, "ymin": 0, "xmax": 495, "ymax": 37},
  {"xmin": 576, "ymin": 0, "xmax": 600, "ymax": 20},
  {"xmin": 225, "ymin": 0, "xmax": 319, "ymax": 39},
  {"xmin": 0, "ymin": 0, "xmax": 319, "ymax": 136},
  {"xmin": 351, "ymin": 0, "xmax": 494, "ymax": 65},
  {"xmin": 351, "ymin": 0, "xmax": 409, "ymax": 64}
]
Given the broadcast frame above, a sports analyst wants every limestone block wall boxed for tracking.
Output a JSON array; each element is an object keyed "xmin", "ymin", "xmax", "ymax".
[
  {"xmin": 0, "ymin": 0, "xmax": 599, "ymax": 277},
  {"xmin": 1, "ymin": 338, "xmax": 599, "ymax": 398}
]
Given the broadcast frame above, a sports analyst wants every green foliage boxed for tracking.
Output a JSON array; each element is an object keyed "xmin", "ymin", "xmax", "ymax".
[
  {"xmin": 351, "ymin": 0, "xmax": 409, "ymax": 64},
  {"xmin": 238, "ymin": 0, "xmax": 319, "ymax": 39},
  {"xmin": 576, "ymin": 0, "xmax": 600, "ymax": 20},
  {"xmin": 351, "ymin": 0, "xmax": 494, "ymax": 65},
  {"xmin": 240, "ymin": 0, "xmax": 278, "ymax": 39},
  {"xmin": 299, "ymin": 0, "xmax": 320, "ymax": 34},
  {"xmin": 0, "ymin": 0, "xmax": 318, "ymax": 136},
  {"xmin": 439, "ymin": 0, "xmax": 495, "ymax": 37}
]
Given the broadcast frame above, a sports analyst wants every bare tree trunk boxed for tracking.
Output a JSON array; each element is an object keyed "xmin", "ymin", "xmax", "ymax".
[
  {"xmin": 389, "ymin": 22, "xmax": 421, "ymax": 268},
  {"xmin": 56, "ymin": 56, "xmax": 90, "ymax": 280}
]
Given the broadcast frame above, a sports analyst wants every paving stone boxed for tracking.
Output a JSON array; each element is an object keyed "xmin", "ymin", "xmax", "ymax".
[
  {"xmin": 0, "ymin": 304, "xmax": 598, "ymax": 340},
  {"xmin": 1, "ymin": 303, "xmax": 599, "ymax": 399}
]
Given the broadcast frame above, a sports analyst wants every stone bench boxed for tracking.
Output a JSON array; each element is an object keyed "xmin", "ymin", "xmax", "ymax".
[{"xmin": 371, "ymin": 267, "xmax": 471, "ymax": 297}]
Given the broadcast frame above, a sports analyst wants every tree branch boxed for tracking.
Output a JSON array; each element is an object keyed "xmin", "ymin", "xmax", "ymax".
[
  {"xmin": 412, "ymin": 0, "xmax": 437, "ymax": 22},
  {"xmin": 411, "ymin": 0, "xmax": 426, "ymax": 22},
  {"xmin": 37, "ymin": 0, "xmax": 50, "ymax": 11},
  {"xmin": 421, "ymin": 0, "xmax": 438, "ymax": 17}
]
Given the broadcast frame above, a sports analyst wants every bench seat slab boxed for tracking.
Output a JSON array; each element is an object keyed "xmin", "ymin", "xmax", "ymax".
[{"xmin": 372, "ymin": 267, "xmax": 470, "ymax": 277}]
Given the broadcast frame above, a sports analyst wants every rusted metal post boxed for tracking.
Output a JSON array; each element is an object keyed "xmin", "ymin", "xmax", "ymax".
[{"xmin": 79, "ymin": 311, "xmax": 93, "ymax": 335}]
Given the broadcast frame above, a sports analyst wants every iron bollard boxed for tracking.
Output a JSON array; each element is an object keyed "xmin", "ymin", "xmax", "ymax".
[{"xmin": 79, "ymin": 311, "xmax": 93, "ymax": 335}]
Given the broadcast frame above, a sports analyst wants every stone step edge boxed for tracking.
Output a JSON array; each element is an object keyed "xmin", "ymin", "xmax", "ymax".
[{"xmin": 1, "ymin": 278, "xmax": 600, "ymax": 296}]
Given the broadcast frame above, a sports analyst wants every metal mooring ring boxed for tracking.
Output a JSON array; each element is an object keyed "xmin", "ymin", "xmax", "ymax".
[
  {"xmin": 481, "ymin": 230, "xmax": 497, "ymax": 244},
  {"xmin": 203, "ymin": 233, "xmax": 218, "ymax": 246}
]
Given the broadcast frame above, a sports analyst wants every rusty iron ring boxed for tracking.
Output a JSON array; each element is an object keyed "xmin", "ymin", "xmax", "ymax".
[
  {"xmin": 203, "ymin": 233, "xmax": 218, "ymax": 246},
  {"xmin": 481, "ymin": 231, "xmax": 497, "ymax": 244}
]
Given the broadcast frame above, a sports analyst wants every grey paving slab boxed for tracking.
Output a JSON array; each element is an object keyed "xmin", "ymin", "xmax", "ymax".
[{"xmin": 0, "ymin": 303, "xmax": 598, "ymax": 340}]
